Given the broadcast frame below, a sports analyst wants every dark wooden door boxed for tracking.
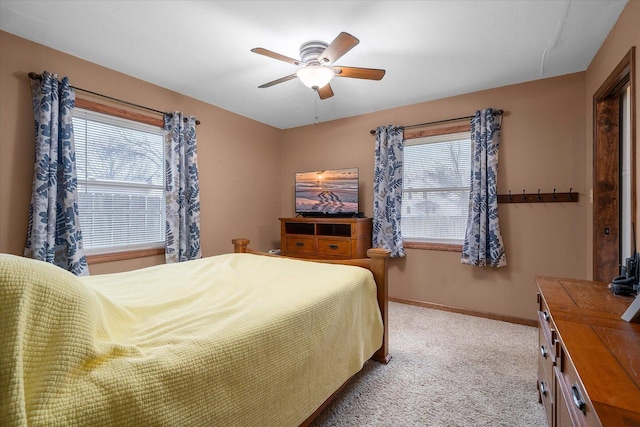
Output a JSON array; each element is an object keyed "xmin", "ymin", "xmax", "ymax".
[
  {"xmin": 592, "ymin": 47, "xmax": 635, "ymax": 282},
  {"xmin": 593, "ymin": 97, "xmax": 620, "ymax": 282}
]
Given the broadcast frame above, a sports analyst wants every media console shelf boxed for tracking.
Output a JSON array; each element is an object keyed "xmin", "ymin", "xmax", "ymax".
[{"xmin": 279, "ymin": 217, "xmax": 372, "ymax": 260}]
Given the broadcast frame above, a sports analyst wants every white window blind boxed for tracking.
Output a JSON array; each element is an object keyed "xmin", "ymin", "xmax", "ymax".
[
  {"xmin": 402, "ymin": 131, "xmax": 471, "ymax": 244},
  {"xmin": 73, "ymin": 108, "xmax": 166, "ymax": 254}
]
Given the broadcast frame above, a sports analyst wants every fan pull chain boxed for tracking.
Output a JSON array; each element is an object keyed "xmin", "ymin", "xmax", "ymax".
[{"xmin": 314, "ymin": 91, "xmax": 319, "ymax": 125}]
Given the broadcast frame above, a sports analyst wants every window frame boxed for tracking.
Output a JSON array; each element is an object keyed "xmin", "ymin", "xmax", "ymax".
[
  {"xmin": 402, "ymin": 123, "xmax": 471, "ymax": 252},
  {"xmin": 74, "ymin": 98, "xmax": 166, "ymax": 264}
]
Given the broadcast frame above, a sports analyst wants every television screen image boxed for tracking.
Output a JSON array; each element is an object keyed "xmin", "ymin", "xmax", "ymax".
[{"xmin": 295, "ymin": 168, "xmax": 359, "ymax": 215}]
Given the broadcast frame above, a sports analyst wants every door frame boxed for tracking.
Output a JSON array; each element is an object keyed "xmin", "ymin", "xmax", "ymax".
[{"xmin": 593, "ymin": 47, "xmax": 636, "ymax": 281}]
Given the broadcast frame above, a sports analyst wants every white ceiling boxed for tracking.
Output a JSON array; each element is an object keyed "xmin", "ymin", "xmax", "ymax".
[{"xmin": 0, "ymin": 0, "xmax": 628, "ymax": 129}]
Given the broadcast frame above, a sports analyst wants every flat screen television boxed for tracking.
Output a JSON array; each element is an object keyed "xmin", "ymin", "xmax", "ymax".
[{"xmin": 295, "ymin": 167, "xmax": 359, "ymax": 217}]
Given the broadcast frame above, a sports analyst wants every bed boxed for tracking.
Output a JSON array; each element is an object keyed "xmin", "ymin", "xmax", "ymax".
[{"xmin": 1, "ymin": 238, "xmax": 390, "ymax": 427}]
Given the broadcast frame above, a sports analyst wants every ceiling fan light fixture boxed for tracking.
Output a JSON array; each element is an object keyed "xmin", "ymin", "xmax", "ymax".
[
  {"xmin": 296, "ymin": 65, "xmax": 334, "ymax": 89},
  {"xmin": 253, "ymin": 32, "xmax": 384, "ymax": 100}
]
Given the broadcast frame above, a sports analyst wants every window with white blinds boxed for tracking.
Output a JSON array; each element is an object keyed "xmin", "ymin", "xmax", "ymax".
[
  {"xmin": 73, "ymin": 108, "xmax": 166, "ymax": 255},
  {"xmin": 402, "ymin": 131, "xmax": 471, "ymax": 244}
]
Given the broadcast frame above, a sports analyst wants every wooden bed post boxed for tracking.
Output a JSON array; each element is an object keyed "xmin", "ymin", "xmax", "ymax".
[
  {"xmin": 232, "ymin": 238, "xmax": 250, "ymax": 253},
  {"xmin": 367, "ymin": 248, "xmax": 391, "ymax": 364}
]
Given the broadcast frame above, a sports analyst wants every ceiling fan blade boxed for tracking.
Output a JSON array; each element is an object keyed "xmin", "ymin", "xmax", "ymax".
[
  {"xmin": 258, "ymin": 74, "xmax": 297, "ymax": 88},
  {"xmin": 334, "ymin": 66, "xmax": 386, "ymax": 80},
  {"xmin": 318, "ymin": 32, "xmax": 359, "ymax": 64},
  {"xmin": 317, "ymin": 84, "xmax": 334, "ymax": 100},
  {"xmin": 251, "ymin": 48, "xmax": 302, "ymax": 66}
]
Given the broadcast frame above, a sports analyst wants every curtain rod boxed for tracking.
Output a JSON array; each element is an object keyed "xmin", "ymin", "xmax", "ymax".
[
  {"xmin": 28, "ymin": 72, "xmax": 200, "ymax": 125},
  {"xmin": 368, "ymin": 110, "xmax": 503, "ymax": 134}
]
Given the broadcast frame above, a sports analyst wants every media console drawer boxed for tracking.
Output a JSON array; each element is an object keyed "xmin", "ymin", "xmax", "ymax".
[
  {"xmin": 317, "ymin": 238, "xmax": 351, "ymax": 257},
  {"xmin": 284, "ymin": 236, "xmax": 315, "ymax": 254},
  {"xmin": 279, "ymin": 217, "xmax": 372, "ymax": 260}
]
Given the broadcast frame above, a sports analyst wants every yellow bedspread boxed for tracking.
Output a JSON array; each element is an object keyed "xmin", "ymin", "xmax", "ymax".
[{"xmin": 0, "ymin": 253, "xmax": 383, "ymax": 427}]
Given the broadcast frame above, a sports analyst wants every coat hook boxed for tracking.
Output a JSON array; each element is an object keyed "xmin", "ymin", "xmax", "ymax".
[
  {"xmin": 522, "ymin": 189, "xmax": 526, "ymax": 201},
  {"xmin": 568, "ymin": 187, "xmax": 573, "ymax": 201},
  {"xmin": 537, "ymin": 189, "xmax": 541, "ymax": 201},
  {"xmin": 552, "ymin": 188, "xmax": 557, "ymax": 201},
  {"xmin": 508, "ymin": 190, "xmax": 513, "ymax": 202}
]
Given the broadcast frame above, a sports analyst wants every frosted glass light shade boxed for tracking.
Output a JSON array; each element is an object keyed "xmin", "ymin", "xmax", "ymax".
[{"xmin": 296, "ymin": 65, "xmax": 334, "ymax": 89}]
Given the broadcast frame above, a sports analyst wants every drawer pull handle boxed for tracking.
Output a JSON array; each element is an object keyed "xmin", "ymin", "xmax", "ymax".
[
  {"xmin": 328, "ymin": 244, "xmax": 339, "ymax": 250},
  {"xmin": 295, "ymin": 242, "xmax": 305, "ymax": 247},
  {"xmin": 571, "ymin": 383, "xmax": 586, "ymax": 414},
  {"xmin": 539, "ymin": 381, "xmax": 547, "ymax": 397},
  {"xmin": 540, "ymin": 345, "xmax": 548, "ymax": 359},
  {"xmin": 542, "ymin": 311, "xmax": 550, "ymax": 322}
]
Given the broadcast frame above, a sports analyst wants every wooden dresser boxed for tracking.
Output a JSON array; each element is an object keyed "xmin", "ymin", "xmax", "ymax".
[
  {"xmin": 535, "ymin": 276, "xmax": 640, "ymax": 426},
  {"xmin": 279, "ymin": 217, "xmax": 372, "ymax": 260}
]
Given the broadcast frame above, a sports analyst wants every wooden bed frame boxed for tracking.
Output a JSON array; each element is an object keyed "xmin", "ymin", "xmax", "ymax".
[
  {"xmin": 232, "ymin": 238, "xmax": 391, "ymax": 365},
  {"xmin": 232, "ymin": 238, "xmax": 390, "ymax": 425}
]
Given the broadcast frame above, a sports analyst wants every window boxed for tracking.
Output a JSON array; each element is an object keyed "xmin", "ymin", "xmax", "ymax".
[
  {"xmin": 73, "ymin": 107, "xmax": 166, "ymax": 255},
  {"xmin": 402, "ymin": 129, "xmax": 471, "ymax": 246}
]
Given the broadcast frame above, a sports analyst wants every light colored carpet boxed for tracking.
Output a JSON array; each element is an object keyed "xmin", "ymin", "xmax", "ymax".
[{"xmin": 312, "ymin": 301, "xmax": 546, "ymax": 426}]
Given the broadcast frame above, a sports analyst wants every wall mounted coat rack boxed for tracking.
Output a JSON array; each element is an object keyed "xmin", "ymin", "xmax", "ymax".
[{"xmin": 497, "ymin": 188, "xmax": 579, "ymax": 204}]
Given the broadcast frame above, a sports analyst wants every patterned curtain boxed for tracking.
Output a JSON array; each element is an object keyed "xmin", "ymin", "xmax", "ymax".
[
  {"xmin": 164, "ymin": 112, "xmax": 202, "ymax": 263},
  {"xmin": 461, "ymin": 108, "xmax": 507, "ymax": 268},
  {"xmin": 25, "ymin": 71, "xmax": 89, "ymax": 276},
  {"xmin": 373, "ymin": 125, "xmax": 405, "ymax": 257}
]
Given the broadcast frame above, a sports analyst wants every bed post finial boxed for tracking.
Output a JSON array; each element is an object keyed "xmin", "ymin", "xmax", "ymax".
[{"xmin": 232, "ymin": 238, "xmax": 251, "ymax": 253}]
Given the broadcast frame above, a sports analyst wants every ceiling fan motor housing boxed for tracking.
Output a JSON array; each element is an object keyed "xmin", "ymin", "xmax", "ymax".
[{"xmin": 299, "ymin": 40, "xmax": 329, "ymax": 64}]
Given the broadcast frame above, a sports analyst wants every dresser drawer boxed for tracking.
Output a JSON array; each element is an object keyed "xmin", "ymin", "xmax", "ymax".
[
  {"xmin": 556, "ymin": 351, "xmax": 600, "ymax": 427},
  {"xmin": 539, "ymin": 325, "xmax": 555, "ymax": 366},
  {"xmin": 538, "ymin": 313, "xmax": 555, "ymax": 427},
  {"xmin": 316, "ymin": 238, "xmax": 351, "ymax": 257},
  {"xmin": 284, "ymin": 236, "xmax": 316, "ymax": 254},
  {"xmin": 538, "ymin": 357, "xmax": 555, "ymax": 426},
  {"xmin": 538, "ymin": 295, "xmax": 558, "ymax": 362},
  {"xmin": 538, "ymin": 326, "xmax": 555, "ymax": 392}
]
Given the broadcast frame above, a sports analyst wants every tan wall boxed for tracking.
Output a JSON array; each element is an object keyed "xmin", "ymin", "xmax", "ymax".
[
  {"xmin": 281, "ymin": 73, "xmax": 588, "ymax": 321},
  {"xmin": 1, "ymin": 1, "xmax": 636, "ymax": 321},
  {"xmin": 279, "ymin": 2, "xmax": 639, "ymax": 322},
  {"xmin": 0, "ymin": 31, "xmax": 283, "ymax": 274},
  {"xmin": 585, "ymin": 0, "xmax": 640, "ymax": 279}
]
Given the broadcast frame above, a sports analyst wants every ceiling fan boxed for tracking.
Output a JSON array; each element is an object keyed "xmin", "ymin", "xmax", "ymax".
[{"xmin": 251, "ymin": 32, "xmax": 385, "ymax": 100}]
